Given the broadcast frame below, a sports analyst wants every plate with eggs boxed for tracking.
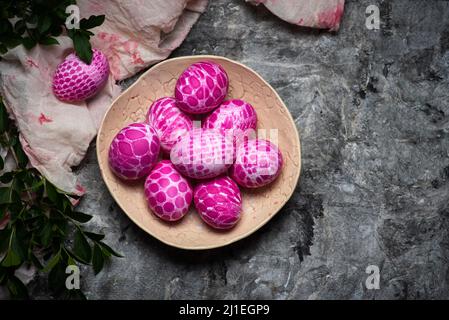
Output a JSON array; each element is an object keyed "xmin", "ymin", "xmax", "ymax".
[{"xmin": 97, "ymin": 55, "xmax": 301, "ymax": 250}]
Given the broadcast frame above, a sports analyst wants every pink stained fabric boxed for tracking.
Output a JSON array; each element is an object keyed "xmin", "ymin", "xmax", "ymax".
[
  {"xmin": 246, "ymin": 0, "xmax": 345, "ymax": 31},
  {"xmin": 0, "ymin": 0, "xmax": 208, "ymax": 195}
]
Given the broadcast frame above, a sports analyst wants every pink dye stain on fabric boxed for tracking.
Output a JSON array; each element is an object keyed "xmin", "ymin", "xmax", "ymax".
[
  {"xmin": 194, "ymin": 176, "xmax": 242, "ymax": 230},
  {"xmin": 170, "ymin": 129, "xmax": 235, "ymax": 180},
  {"xmin": 26, "ymin": 57, "xmax": 39, "ymax": 68},
  {"xmin": 108, "ymin": 123, "xmax": 160, "ymax": 180},
  {"xmin": 144, "ymin": 160, "xmax": 193, "ymax": 222},
  {"xmin": 75, "ymin": 184, "xmax": 86, "ymax": 194},
  {"xmin": 53, "ymin": 48, "xmax": 109, "ymax": 102},
  {"xmin": 175, "ymin": 61, "xmax": 229, "ymax": 114},
  {"xmin": 230, "ymin": 139, "xmax": 283, "ymax": 188},
  {"xmin": 203, "ymin": 99, "xmax": 257, "ymax": 140},
  {"xmin": 122, "ymin": 40, "xmax": 145, "ymax": 65},
  {"xmin": 317, "ymin": 1, "xmax": 345, "ymax": 30},
  {"xmin": 146, "ymin": 97, "xmax": 193, "ymax": 154},
  {"xmin": 38, "ymin": 113, "xmax": 53, "ymax": 125}
]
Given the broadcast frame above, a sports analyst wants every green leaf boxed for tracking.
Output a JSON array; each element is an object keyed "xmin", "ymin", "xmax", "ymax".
[
  {"xmin": 0, "ymin": 228, "xmax": 11, "ymax": 252},
  {"xmin": 0, "ymin": 20, "xmax": 12, "ymax": 34},
  {"xmin": 61, "ymin": 196, "xmax": 72, "ymax": 211},
  {"xmin": 48, "ymin": 260, "xmax": 66, "ymax": 293},
  {"xmin": 66, "ymin": 28, "xmax": 75, "ymax": 39},
  {"xmin": 71, "ymin": 32, "xmax": 92, "ymax": 64},
  {"xmin": 83, "ymin": 30, "xmax": 94, "ymax": 37},
  {"xmin": 92, "ymin": 243, "xmax": 104, "ymax": 275},
  {"xmin": 0, "ymin": 100, "xmax": 9, "ymax": 133},
  {"xmin": 43, "ymin": 251, "xmax": 60, "ymax": 272},
  {"xmin": 73, "ymin": 229, "xmax": 92, "ymax": 263},
  {"xmin": 1, "ymin": 249, "xmax": 21, "ymax": 267},
  {"xmin": 11, "ymin": 174, "xmax": 24, "ymax": 194},
  {"xmin": 39, "ymin": 36, "xmax": 59, "ymax": 46},
  {"xmin": 7, "ymin": 275, "xmax": 29, "ymax": 299},
  {"xmin": 14, "ymin": 20, "xmax": 26, "ymax": 35},
  {"xmin": 0, "ymin": 267, "xmax": 6, "ymax": 284},
  {"xmin": 62, "ymin": 247, "xmax": 76, "ymax": 266},
  {"xmin": 84, "ymin": 231, "xmax": 105, "ymax": 242},
  {"xmin": 37, "ymin": 15, "xmax": 52, "ymax": 34},
  {"xmin": 1, "ymin": 228, "xmax": 23, "ymax": 267},
  {"xmin": 66, "ymin": 211, "xmax": 92, "ymax": 223},
  {"xmin": 99, "ymin": 242, "xmax": 122, "ymax": 258},
  {"xmin": 13, "ymin": 141, "xmax": 28, "ymax": 168},
  {"xmin": 22, "ymin": 37, "xmax": 36, "ymax": 50},
  {"xmin": 45, "ymin": 180, "xmax": 58, "ymax": 203},
  {"xmin": 50, "ymin": 25, "xmax": 63, "ymax": 37},
  {"xmin": 3, "ymin": 34, "xmax": 22, "ymax": 49},
  {"xmin": 8, "ymin": 134, "xmax": 18, "ymax": 147},
  {"xmin": 12, "ymin": 223, "xmax": 27, "ymax": 260},
  {"xmin": 26, "ymin": 15, "xmax": 38, "ymax": 25},
  {"xmin": 30, "ymin": 252, "xmax": 44, "ymax": 270},
  {"xmin": 65, "ymin": 248, "xmax": 90, "ymax": 265},
  {"xmin": 80, "ymin": 15, "xmax": 105, "ymax": 30},
  {"xmin": 0, "ymin": 186, "xmax": 19, "ymax": 204},
  {"xmin": 0, "ymin": 172, "xmax": 14, "ymax": 184},
  {"xmin": 39, "ymin": 223, "xmax": 53, "ymax": 247},
  {"xmin": 30, "ymin": 178, "xmax": 44, "ymax": 192}
]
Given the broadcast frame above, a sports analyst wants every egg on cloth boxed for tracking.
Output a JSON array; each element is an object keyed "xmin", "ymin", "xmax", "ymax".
[
  {"xmin": 144, "ymin": 160, "xmax": 193, "ymax": 222},
  {"xmin": 53, "ymin": 48, "xmax": 109, "ymax": 102},
  {"xmin": 146, "ymin": 97, "xmax": 193, "ymax": 154},
  {"xmin": 170, "ymin": 128, "xmax": 235, "ymax": 180},
  {"xmin": 230, "ymin": 139, "xmax": 283, "ymax": 188},
  {"xmin": 194, "ymin": 176, "xmax": 242, "ymax": 230},
  {"xmin": 108, "ymin": 123, "xmax": 160, "ymax": 180},
  {"xmin": 175, "ymin": 61, "xmax": 229, "ymax": 114}
]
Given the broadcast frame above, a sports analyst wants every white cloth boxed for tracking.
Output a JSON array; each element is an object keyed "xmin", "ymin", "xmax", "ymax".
[{"xmin": 246, "ymin": 0, "xmax": 345, "ymax": 31}]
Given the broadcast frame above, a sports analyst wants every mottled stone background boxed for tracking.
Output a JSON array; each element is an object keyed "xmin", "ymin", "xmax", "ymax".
[{"xmin": 32, "ymin": 0, "xmax": 449, "ymax": 299}]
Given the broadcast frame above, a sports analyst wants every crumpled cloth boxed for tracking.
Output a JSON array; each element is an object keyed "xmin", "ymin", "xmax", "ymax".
[
  {"xmin": 0, "ymin": 0, "xmax": 208, "ymax": 195},
  {"xmin": 246, "ymin": 0, "xmax": 345, "ymax": 31}
]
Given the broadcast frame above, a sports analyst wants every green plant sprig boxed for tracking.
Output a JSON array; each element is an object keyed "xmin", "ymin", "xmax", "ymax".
[
  {"xmin": 0, "ymin": 100, "xmax": 121, "ymax": 300},
  {"xmin": 0, "ymin": 0, "xmax": 105, "ymax": 63}
]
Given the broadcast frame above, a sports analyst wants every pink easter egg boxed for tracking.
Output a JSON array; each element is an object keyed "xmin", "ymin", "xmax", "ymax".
[
  {"xmin": 203, "ymin": 99, "xmax": 257, "ymax": 140},
  {"xmin": 194, "ymin": 176, "xmax": 242, "ymax": 229},
  {"xmin": 108, "ymin": 123, "xmax": 160, "ymax": 180},
  {"xmin": 146, "ymin": 97, "xmax": 193, "ymax": 153},
  {"xmin": 144, "ymin": 160, "xmax": 193, "ymax": 222},
  {"xmin": 175, "ymin": 61, "xmax": 229, "ymax": 114},
  {"xmin": 230, "ymin": 139, "xmax": 283, "ymax": 188},
  {"xmin": 53, "ymin": 48, "xmax": 109, "ymax": 102},
  {"xmin": 170, "ymin": 129, "xmax": 235, "ymax": 180}
]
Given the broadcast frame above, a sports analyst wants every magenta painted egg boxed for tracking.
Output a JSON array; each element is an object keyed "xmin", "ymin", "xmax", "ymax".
[
  {"xmin": 175, "ymin": 61, "xmax": 229, "ymax": 114},
  {"xmin": 144, "ymin": 160, "xmax": 193, "ymax": 222},
  {"xmin": 230, "ymin": 139, "xmax": 283, "ymax": 188},
  {"xmin": 194, "ymin": 176, "xmax": 242, "ymax": 229},
  {"xmin": 170, "ymin": 129, "xmax": 235, "ymax": 180},
  {"xmin": 53, "ymin": 48, "xmax": 109, "ymax": 102},
  {"xmin": 108, "ymin": 123, "xmax": 160, "ymax": 180},
  {"xmin": 146, "ymin": 97, "xmax": 193, "ymax": 154},
  {"xmin": 203, "ymin": 99, "xmax": 257, "ymax": 140}
]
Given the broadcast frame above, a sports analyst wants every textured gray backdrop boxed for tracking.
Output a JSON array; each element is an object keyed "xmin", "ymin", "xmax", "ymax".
[{"xmin": 31, "ymin": 0, "xmax": 449, "ymax": 299}]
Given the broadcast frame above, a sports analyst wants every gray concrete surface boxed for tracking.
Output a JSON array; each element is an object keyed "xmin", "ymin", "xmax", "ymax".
[{"xmin": 32, "ymin": 0, "xmax": 449, "ymax": 299}]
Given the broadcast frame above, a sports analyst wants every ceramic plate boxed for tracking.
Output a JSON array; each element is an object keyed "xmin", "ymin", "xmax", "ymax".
[{"xmin": 97, "ymin": 55, "xmax": 301, "ymax": 250}]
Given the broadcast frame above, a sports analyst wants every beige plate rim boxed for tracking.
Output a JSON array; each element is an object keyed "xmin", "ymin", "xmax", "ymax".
[{"xmin": 96, "ymin": 55, "xmax": 302, "ymax": 250}]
